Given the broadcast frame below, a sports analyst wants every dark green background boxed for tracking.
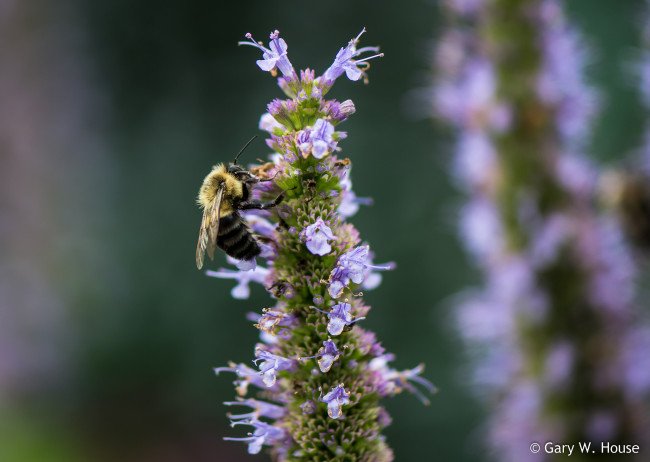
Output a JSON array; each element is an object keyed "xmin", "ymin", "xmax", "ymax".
[{"xmin": 2, "ymin": 0, "xmax": 646, "ymax": 461}]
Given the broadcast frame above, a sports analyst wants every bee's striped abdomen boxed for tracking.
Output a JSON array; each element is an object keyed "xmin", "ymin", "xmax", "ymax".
[{"xmin": 217, "ymin": 212, "xmax": 261, "ymax": 261}]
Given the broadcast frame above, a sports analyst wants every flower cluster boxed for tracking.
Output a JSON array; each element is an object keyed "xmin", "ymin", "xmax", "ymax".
[
  {"xmin": 434, "ymin": 0, "xmax": 650, "ymax": 459},
  {"xmin": 210, "ymin": 29, "xmax": 432, "ymax": 460}
]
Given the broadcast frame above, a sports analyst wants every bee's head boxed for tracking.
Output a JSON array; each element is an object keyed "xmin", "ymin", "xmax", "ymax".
[
  {"xmin": 227, "ymin": 163, "xmax": 257, "ymax": 181},
  {"xmin": 227, "ymin": 164, "xmax": 245, "ymax": 174}
]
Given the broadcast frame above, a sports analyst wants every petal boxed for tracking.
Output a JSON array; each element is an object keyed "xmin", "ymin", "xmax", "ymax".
[
  {"xmin": 248, "ymin": 436, "xmax": 265, "ymax": 454},
  {"xmin": 232, "ymin": 281, "xmax": 251, "ymax": 299},
  {"xmin": 312, "ymin": 140, "xmax": 329, "ymax": 159},
  {"xmin": 256, "ymin": 57, "xmax": 278, "ymax": 72},
  {"xmin": 306, "ymin": 236, "xmax": 332, "ymax": 256},
  {"xmin": 236, "ymin": 258, "xmax": 257, "ymax": 271},
  {"xmin": 344, "ymin": 63, "xmax": 363, "ymax": 81},
  {"xmin": 328, "ymin": 280, "xmax": 346, "ymax": 299},
  {"xmin": 327, "ymin": 400, "xmax": 343, "ymax": 419},
  {"xmin": 349, "ymin": 271, "xmax": 365, "ymax": 285},
  {"xmin": 362, "ymin": 272, "xmax": 382, "ymax": 290},
  {"xmin": 262, "ymin": 369, "xmax": 277, "ymax": 387},
  {"xmin": 318, "ymin": 354, "xmax": 337, "ymax": 373},
  {"xmin": 328, "ymin": 317, "xmax": 346, "ymax": 336}
]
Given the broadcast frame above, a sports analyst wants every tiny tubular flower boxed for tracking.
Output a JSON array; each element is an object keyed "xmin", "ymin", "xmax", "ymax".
[
  {"xmin": 259, "ymin": 112, "xmax": 285, "ymax": 133},
  {"xmin": 310, "ymin": 119, "xmax": 337, "ymax": 159},
  {"xmin": 300, "ymin": 338, "xmax": 341, "ymax": 373},
  {"xmin": 299, "ymin": 119, "xmax": 344, "ymax": 159},
  {"xmin": 206, "ymin": 265, "xmax": 269, "ymax": 299},
  {"xmin": 338, "ymin": 170, "xmax": 373, "ymax": 217},
  {"xmin": 253, "ymin": 347, "xmax": 295, "ymax": 387},
  {"xmin": 321, "ymin": 28, "xmax": 383, "ymax": 87},
  {"xmin": 240, "ymin": 30, "xmax": 296, "ymax": 79},
  {"xmin": 313, "ymin": 302, "xmax": 365, "ymax": 336},
  {"xmin": 369, "ymin": 355, "xmax": 437, "ymax": 405},
  {"xmin": 215, "ymin": 362, "xmax": 276, "ymax": 396},
  {"xmin": 300, "ymin": 400, "xmax": 316, "ymax": 415},
  {"xmin": 328, "ymin": 245, "xmax": 394, "ymax": 298},
  {"xmin": 224, "ymin": 397, "xmax": 287, "ymax": 421},
  {"xmin": 300, "ymin": 218, "xmax": 335, "ymax": 255},
  {"xmin": 320, "ymin": 384, "xmax": 351, "ymax": 419},
  {"xmin": 224, "ymin": 417, "xmax": 287, "ymax": 454},
  {"xmin": 362, "ymin": 252, "xmax": 395, "ymax": 291},
  {"xmin": 254, "ymin": 308, "xmax": 295, "ymax": 336}
]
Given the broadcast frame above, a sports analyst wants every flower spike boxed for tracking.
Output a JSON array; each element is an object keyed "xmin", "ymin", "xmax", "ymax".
[{"xmin": 212, "ymin": 29, "xmax": 431, "ymax": 460}]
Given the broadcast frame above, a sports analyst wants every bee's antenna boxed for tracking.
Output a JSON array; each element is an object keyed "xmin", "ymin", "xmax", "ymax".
[{"xmin": 233, "ymin": 136, "xmax": 258, "ymax": 165}]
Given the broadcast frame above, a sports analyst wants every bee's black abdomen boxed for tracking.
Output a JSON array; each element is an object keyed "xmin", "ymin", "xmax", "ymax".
[{"xmin": 217, "ymin": 212, "xmax": 261, "ymax": 261}]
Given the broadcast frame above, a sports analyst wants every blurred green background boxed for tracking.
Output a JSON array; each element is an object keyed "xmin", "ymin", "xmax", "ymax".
[{"xmin": 0, "ymin": 0, "xmax": 645, "ymax": 461}]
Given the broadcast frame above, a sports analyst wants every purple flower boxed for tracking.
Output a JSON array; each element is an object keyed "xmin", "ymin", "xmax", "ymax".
[
  {"xmin": 320, "ymin": 384, "xmax": 351, "ymax": 419},
  {"xmin": 224, "ymin": 397, "xmax": 287, "ymax": 421},
  {"xmin": 215, "ymin": 362, "xmax": 276, "ymax": 396},
  {"xmin": 224, "ymin": 417, "xmax": 287, "ymax": 454},
  {"xmin": 240, "ymin": 30, "xmax": 296, "ymax": 79},
  {"xmin": 300, "ymin": 400, "xmax": 316, "ymax": 415},
  {"xmin": 314, "ymin": 302, "xmax": 365, "ymax": 336},
  {"xmin": 328, "ymin": 245, "xmax": 393, "ymax": 298},
  {"xmin": 369, "ymin": 355, "xmax": 436, "ymax": 405},
  {"xmin": 321, "ymin": 99, "xmax": 356, "ymax": 124},
  {"xmin": 321, "ymin": 28, "xmax": 383, "ymax": 87},
  {"xmin": 259, "ymin": 113, "xmax": 284, "ymax": 133},
  {"xmin": 254, "ymin": 309, "xmax": 295, "ymax": 337},
  {"xmin": 206, "ymin": 264, "xmax": 269, "ymax": 299},
  {"xmin": 253, "ymin": 347, "xmax": 295, "ymax": 387},
  {"xmin": 338, "ymin": 172, "xmax": 373, "ymax": 217},
  {"xmin": 299, "ymin": 119, "xmax": 343, "ymax": 159},
  {"xmin": 362, "ymin": 251, "xmax": 395, "ymax": 291},
  {"xmin": 301, "ymin": 338, "xmax": 341, "ymax": 373},
  {"xmin": 300, "ymin": 218, "xmax": 335, "ymax": 255}
]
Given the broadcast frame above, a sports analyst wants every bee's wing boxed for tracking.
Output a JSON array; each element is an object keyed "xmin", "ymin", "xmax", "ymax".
[{"xmin": 196, "ymin": 185, "xmax": 225, "ymax": 269}]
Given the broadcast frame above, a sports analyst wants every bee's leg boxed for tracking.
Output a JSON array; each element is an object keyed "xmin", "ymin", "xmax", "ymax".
[
  {"xmin": 238, "ymin": 187, "xmax": 294, "ymax": 210},
  {"xmin": 238, "ymin": 197, "xmax": 283, "ymax": 211},
  {"xmin": 243, "ymin": 177, "xmax": 261, "ymax": 186}
]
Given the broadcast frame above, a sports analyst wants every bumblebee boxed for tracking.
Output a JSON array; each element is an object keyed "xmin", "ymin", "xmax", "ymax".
[{"xmin": 195, "ymin": 138, "xmax": 283, "ymax": 269}]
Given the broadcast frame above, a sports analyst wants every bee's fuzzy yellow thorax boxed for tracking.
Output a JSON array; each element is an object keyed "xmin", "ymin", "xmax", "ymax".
[{"xmin": 197, "ymin": 163, "xmax": 244, "ymax": 210}]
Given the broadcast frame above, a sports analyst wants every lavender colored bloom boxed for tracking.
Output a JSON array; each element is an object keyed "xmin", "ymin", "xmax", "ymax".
[
  {"xmin": 224, "ymin": 397, "xmax": 287, "ymax": 421},
  {"xmin": 320, "ymin": 384, "xmax": 351, "ymax": 419},
  {"xmin": 338, "ymin": 188, "xmax": 373, "ymax": 217},
  {"xmin": 301, "ymin": 338, "xmax": 341, "ymax": 373},
  {"xmin": 328, "ymin": 245, "xmax": 393, "ymax": 298},
  {"xmin": 369, "ymin": 355, "xmax": 436, "ymax": 405},
  {"xmin": 253, "ymin": 347, "xmax": 295, "ymax": 387},
  {"xmin": 300, "ymin": 400, "xmax": 316, "ymax": 415},
  {"xmin": 313, "ymin": 302, "xmax": 365, "ymax": 336},
  {"xmin": 259, "ymin": 112, "xmax": 284, "ymax": 133},
  {"xmin": 338, "ymin": 172, "xmax": 373, "ymax": 217},
  {"xmin": 206, "ymin": 265, "xmax": 269, "ymax": 299},
  {"xmin": 300, "ymin": 218, "xmax": 335, "ymax": 255},
  {"xmin": 215, "ymin": 362, "xmax": 277, "ymax": 396},
  {"xmin": 299, "ymin": 119, "xmax": 342, "ymax": 159},
  {"xmin": 240, "ymin": 30, "xmax": 296, "ymax": 79},
  {"xmin": 254, "ymin": 309, "xmax": 295, "ymax": 337},
  {"xmin": 361, "ymin": 251, "xmax": 395, "ymax": 291},
  {"xmin": 321, "ymin": 28, "xmax": 383, "ymax": 87},
  {"xmin": 224, "ymin": 417, "xmax": 287, "ymax": 454}
]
